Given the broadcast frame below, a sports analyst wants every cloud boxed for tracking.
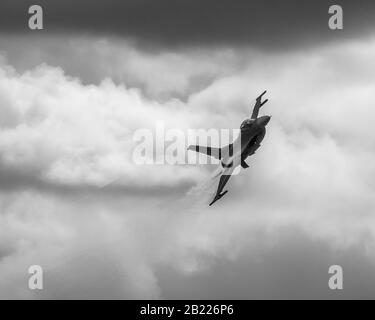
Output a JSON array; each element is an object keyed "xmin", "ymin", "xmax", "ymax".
[
  {"xmin": 0, "ymin": 35, "xmax": 375, "ymax": 298},
  {"xmin": 0, "ymin": 34, "xmax": 242, "ymax": 100},
  {"xmin": 156, "ymin": 227, "xmax": 375, "ymax": 299},
  {"xmin": 2, "ymin": 0, "xmax": 375, "ymax": 49},
  {"xmin": 0, "ymin": 60, "xmax": 208, "ymax": 193}
]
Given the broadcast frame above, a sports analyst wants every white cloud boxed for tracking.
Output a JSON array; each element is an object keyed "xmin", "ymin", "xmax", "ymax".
[
  {"xmin": 0, "ymin": 36, "xmax": 375, "ymax": 298},
  {"xmin": 0, "ymin": 61, "xmax": 206, "ymax": 189}
]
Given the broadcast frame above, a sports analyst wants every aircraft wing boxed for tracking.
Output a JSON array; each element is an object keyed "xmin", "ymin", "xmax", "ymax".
[
  {"xmin": 209, "ymin": 165, "xmax": 236, "ymax": 206},
  {"xmin": 187, "ymin": 145, "xmax": 222, "ymax": 159}
]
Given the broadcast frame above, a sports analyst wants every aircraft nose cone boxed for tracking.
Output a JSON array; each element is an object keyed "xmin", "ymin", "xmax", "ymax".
[{"xmin": 258, "ymin": 115, "xmax": 271, "ymax": 127}]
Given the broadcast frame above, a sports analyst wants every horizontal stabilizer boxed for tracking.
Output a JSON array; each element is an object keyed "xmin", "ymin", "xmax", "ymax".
[
  {"xmin": 260, "ymin": 99, "xmax": 268, "ymax": 108},
  {"xmin": 251, "ymin": 90, "xmax": 268, "ymax": 119}
]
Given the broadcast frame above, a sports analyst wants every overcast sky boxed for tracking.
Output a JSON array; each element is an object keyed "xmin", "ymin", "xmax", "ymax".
[
  {"xmin": 1, "ymin": 1, "xmax": 375, "ymax": 299},
  {"xmin": 1, "ymin": 0, "xmax": 375, "ymax": 49}
]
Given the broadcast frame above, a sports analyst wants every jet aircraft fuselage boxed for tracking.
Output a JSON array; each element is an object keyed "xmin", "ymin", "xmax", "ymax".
[{"xmin": 187, "ymin": 90, "xmax": 270, "ymax": 206}]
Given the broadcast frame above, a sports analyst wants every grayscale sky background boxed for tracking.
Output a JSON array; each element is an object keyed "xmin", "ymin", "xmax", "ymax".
[{"xmin": 0, "ymin": 0, "xmax": 375, "ymax": 299}]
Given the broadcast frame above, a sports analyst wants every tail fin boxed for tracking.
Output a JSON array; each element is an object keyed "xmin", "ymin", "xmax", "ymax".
[
  {"xmin": 187, "ymin": 145, "xmax": 221, "ymax": 160},
  {"xmin": 251, "ymin": 90, "xmax": 268, "ymax": 119}
]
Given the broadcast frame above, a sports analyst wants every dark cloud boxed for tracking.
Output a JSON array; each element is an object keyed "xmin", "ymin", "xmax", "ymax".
[
  {"xmin": 1, "ymin": 0, "xmax": 375, "ymax": 49},
  {"xmin": 156, "ymin": 228, "xmax": 375, "ymax": 299},
  {"xmin": 1, "ymin": 6, "xmax": 375, "ymax": 298}
]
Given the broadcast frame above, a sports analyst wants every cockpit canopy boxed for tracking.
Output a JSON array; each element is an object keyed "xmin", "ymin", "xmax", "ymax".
[{"xmin": 240, "ymin": 119, "xmax": 254, "ymax": 130}]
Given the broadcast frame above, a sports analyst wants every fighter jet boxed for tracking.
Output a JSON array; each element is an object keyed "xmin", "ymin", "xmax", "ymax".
[{"xmin": 188, "ymin": 91, "xmax": 271, "ymax": 206}]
